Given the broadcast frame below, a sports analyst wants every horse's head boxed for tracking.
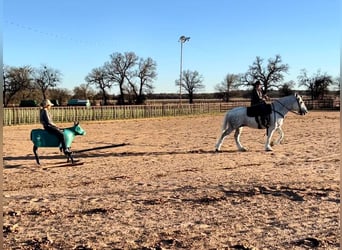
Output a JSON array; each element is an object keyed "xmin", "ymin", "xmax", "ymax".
[
  {"xmin": 72, "ymin": 121, "xmax": 86, "ymax": 136},
  {"xmin": 294, "ymin": 93, "xmax": 308, "ymax": 115}
]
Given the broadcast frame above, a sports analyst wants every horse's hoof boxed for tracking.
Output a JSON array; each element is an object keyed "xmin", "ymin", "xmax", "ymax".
[
  {"xmin": 265, "ymin": 147, "xmax": 273, "ymax": 151},
  {"xmin": 239, "ymin": 147, "xmax": 248, "ymax": 152}
]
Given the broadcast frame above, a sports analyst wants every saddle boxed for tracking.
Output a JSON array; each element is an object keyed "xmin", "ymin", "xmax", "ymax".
[{"xmin": 246, "ymin": 103, "xmax": 272, "ymax": 129}]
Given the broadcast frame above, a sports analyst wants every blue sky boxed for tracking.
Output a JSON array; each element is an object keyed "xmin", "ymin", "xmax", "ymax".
[{"xmin": 4, "ymin": 0, "xmax": 340, "ymax": 93}]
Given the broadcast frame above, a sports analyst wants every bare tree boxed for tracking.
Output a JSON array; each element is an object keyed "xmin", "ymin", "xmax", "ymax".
[
  {"xmin": 215, "ymin": 73, "xmax": 240, "ymax": 102},
  {"xmin": 241, "ymin": 55, "xmax": 289, "ymax": 93},
  {"xmin": 176, "ymin": 70, "xmax": 204, "ymax": 104},
  {"xmin": 48, "ymin": 88, "xmax": 72, "ymax": 105},
  {"xmin": 125, "ymin": 57, "xmax": 157, "ymax": 104},
  {"xmin": 278, "ymin": 81, "xmax": 295, "ymax": 97},
  {"xmin": 3, "ymin": 65, "xmax": 33, "ymax": 106},
  {"xmin": 298, "ymin": 69, "xmax": 334, "ymax": 100},
  {"xmin": 105, "ymin": 52, "xmax": 138, "ymax": 105},
  {"xmin": 332, "ymin": 76, "xmax": 340, "ymax": 95},
  {"xmin": 33, "ymin": 65, "xmax": 62, "ymax": 100},
  {"xmin": 85, "ymin": 67, "xmax": 111, "ymax": 105},
  {"xmin": 73, "ymin": 83, "xmax": 96, "ymax": 99}
]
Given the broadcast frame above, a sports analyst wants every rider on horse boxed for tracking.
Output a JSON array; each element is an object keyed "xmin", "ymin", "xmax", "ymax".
[
  {"xmin": 251, "ymin": 80, "xmax": 268, "ymax": 106},
  {"xmin": 250, "ymin": 80, "xmax": 270, "ymax": 128}
]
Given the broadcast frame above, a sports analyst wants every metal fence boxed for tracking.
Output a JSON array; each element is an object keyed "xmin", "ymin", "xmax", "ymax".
[
  {"xmin": 3, "ymin": 99, "xmax": 339, "ymax": 126},
  {"xmin": 304, "ymin": 99, "xmax": 340, "ymax": 110}
]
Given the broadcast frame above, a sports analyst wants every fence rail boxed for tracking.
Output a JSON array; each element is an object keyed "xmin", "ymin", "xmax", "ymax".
[
  {"xmin": 3, "ymin": 102, "xmax": 244, "ymax": 126},
  {"xmin": 3, "ymin": 99, "xmax": 339, "ymax": 126}
]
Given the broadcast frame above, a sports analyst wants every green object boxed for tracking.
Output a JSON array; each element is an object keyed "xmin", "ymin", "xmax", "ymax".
[
  {"xmin": 67, "ymin": 99, "xmax": 90, "ymax": 107},
  {"xmin": 19, "ymin": 100, "xmax": 38, "ymax": 107},
  {"xmin": 31, "ymin": 124, "xmax": 86, "ymax": 148},
  {"xmin": 31, "ymin": 129, "xmax": 60, "ymax": 147}
]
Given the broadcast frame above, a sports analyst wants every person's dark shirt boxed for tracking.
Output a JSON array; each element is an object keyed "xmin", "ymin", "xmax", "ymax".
[
  {"xmin": 40, "ymin": 108, "xmax": 57, "ymax": 129},
  {"xmin": 250, "ymin": 87, "xmax": 265, "ymax": 106}
]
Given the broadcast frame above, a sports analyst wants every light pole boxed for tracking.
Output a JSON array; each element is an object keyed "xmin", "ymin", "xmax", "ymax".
[{"xmin": 179, "ymin": 35, "xmax": 190, "ymax": 103}]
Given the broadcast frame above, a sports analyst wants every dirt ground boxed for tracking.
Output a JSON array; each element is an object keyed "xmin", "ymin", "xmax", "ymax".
[{"xmin": 3, "ymin": 111, "xmax": 340, "ymax": 249}]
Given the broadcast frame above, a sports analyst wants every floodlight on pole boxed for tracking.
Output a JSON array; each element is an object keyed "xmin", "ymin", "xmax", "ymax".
[{"xmin": 179, "ymin": 35, "xmax": 190, "ymax": 103}]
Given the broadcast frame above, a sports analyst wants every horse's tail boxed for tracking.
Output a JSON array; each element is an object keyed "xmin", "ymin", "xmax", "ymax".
[{"xmin": 221, "ymin": 110, "xmax": 231, "ymax": 130}]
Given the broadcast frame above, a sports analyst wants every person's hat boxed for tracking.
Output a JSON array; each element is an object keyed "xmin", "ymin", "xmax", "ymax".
[{"xmin": 41, "ymin": 99, "xmax": 54, "ymax": 107}]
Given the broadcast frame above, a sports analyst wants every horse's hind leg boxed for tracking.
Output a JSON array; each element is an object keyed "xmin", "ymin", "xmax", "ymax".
[
  {"xmin": 265, "ymin": 127, "xmax": 276, "ymax": 151},
  {"xmin": 33, "ymin": 145, "xmax": 40, "ymax": 165},
  {"xmin": 215, "ymin": 127, "xmax": 234, "ymax": 152},
  {"xmin": 234, "ymin": 127, "xmax": 247, "ymax": 152}
]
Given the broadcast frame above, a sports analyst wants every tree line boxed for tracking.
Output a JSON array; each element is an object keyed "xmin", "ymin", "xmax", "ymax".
[
  {"xmin": 3, "ymin": 53, "xmax": 339, "ymax": 107},
  {"xmin": 214, "ymin": 55, "xmax": 339, "ymax": 102}
]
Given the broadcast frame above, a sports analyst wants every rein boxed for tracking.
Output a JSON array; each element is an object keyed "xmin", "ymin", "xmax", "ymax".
[
  {"xmin": 274, "ymin": 98, "xmax": 302, "ymax": 116},
  {"xmin": 271, "ymin": 103, "xmax": 285, "ymax": 118}
]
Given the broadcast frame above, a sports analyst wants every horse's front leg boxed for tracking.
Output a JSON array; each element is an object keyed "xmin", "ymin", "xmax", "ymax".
[
  {"xmin": 234, "ymin": 127, "xmax": 247, "ymax": 152},
  {"xmin": 64, "ymin": 147, "xmax": 74, "ymax": 163},
  {"xmin": 272, "ymin": 126, "xmax": 284, "ymax": 146},
  {"xmin": 265, "ymin": 127, "xmax": 276, "ymax": 151},
  {"xmin": 33, "ymin": 145, "xmax": 40, "ymax": 165}
]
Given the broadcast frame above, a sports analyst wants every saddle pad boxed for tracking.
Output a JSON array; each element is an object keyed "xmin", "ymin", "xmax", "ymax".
[{"xmin": 246, "ymin": 103, "xmax": 272, "ymax": 117}]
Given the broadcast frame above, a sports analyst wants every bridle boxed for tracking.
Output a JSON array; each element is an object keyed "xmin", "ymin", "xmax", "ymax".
[{"xmin": 295, "ymin": 95, "xmax": 305, "ymax": 115}]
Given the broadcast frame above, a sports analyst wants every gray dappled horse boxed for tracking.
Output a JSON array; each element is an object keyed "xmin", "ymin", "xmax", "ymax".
[
  {"xmin": 215, "ymin": 93, "xmax": 308, "ymax": 152},
  {"xmin": 30, "ymin": 122, "xmax": 86, "ymax": 165}
]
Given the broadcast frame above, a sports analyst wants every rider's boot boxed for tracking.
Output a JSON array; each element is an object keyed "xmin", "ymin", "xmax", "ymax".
[{"xmin": 63, "ymin": 148, "xmax": 72, "ymax": 155}]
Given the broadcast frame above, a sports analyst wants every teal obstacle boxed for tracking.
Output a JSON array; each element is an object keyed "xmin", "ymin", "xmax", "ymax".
[{"xmin": 31, "ymin": 122, "xmax": 86, "ymax": 165}]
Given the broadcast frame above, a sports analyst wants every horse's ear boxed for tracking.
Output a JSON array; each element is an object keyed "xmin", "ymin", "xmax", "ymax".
[{"xmin": 74, "ymin": 121, "xmax": 79, "ymax": 126}]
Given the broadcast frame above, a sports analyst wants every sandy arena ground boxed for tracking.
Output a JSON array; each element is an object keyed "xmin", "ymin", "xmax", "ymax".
[{"xmin": 3, "ymin": 111, "xmax": 340, "ymax": 249}]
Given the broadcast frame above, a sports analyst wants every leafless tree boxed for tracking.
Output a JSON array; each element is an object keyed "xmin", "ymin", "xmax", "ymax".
[
  {"xmin": 85, "ymin": 66, "xmax": 111, "ymax": 105},
  {"xmin": 298, "ymin": 69, "xmax": 334, "ymax": 100},
  {"xmin": 105, "ymin": 52, "xmax": 138, "ymax": 105},
  {"xmin": 278, "ymin": 80, "xmax": 295, "ymax": 97},
  {"xmin": 3, "ymin": 65, "xmax": 33, "ymax": 106},
  {"xmin": 215, "ymin": 73, "xmax": 240, "ymax": 102},
  {"xmin": 73, "ymin": 83, "xmax": 96, "ymax": 100},
  {"xmin": 48, "ymin": 88, "xmax": 72, "ymax": 105},
  {"xmin": 241, "ymin": 55, "xmax": 289, "ymax": 93},
  {"xmin": 176, "ymin": 70, "xmax": 204, "ymax": 104},
  {"xmin": 33, "ymin": 65, "xmax": 62, "ymax": 100},
  {"xmin": 125, "ymin": 57, "xmax": 157, "ymax": 104}
]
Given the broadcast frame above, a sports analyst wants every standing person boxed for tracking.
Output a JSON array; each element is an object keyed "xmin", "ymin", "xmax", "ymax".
[
  {"xmin": 40, "ymin": 99, "xmax": 70, "ymax": 154},
  {"xmin": 250, "ymin": 80, "xmax": 268, "ymax": 106}
]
